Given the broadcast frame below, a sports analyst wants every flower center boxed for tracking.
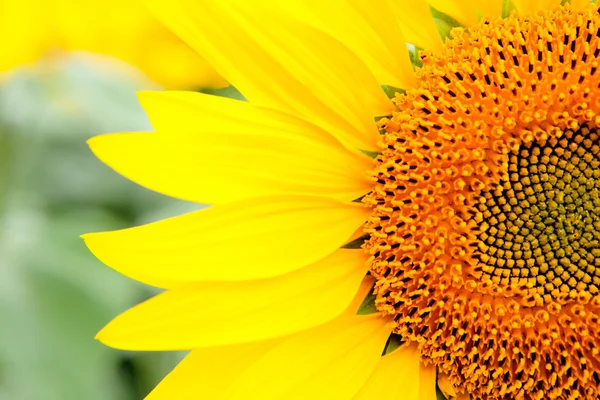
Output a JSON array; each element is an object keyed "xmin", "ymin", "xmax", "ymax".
[
  {"xmin": 477, "ymin": 126, "xmax": 600, "ymax": 300},
  {"xmin": 364, "ymin": 5, "xmax": 600, "ymax": 400}
]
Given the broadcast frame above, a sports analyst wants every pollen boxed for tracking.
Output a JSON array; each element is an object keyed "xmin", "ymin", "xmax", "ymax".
[{"xmin": 364, "ymin": 5, "xmax": 600, "ymax": 400}]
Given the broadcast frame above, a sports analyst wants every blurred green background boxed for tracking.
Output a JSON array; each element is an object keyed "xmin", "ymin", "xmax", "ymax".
[{"xmin": 0, "ymin": 54, "xmax": 208, "ymax": 400}]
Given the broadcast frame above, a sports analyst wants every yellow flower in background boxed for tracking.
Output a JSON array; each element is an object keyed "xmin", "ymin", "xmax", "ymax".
[
  {"xmin": 83, "ymin": 0, "xmax": 600, "ymax": 399},
  {"xmin": 0, "ymin": 0, "xmax": 225, "ymax": 89}
]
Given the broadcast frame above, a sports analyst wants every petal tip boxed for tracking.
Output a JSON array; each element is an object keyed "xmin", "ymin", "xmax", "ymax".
[
  {"xmin": 86, "ymin": 133, "xmax": 116, "ymax": 155},
  {"xmin": 81, "ymin": 231, "xmax": 108, "ymax": 257},
  {"xmin": 86, "ymin": 135, "xmax": 100, "ymax": 148},
  {"xmin": 94, "ymin": 324, "xmax": 113, "ymax": 345},
  {"xmin": 95, "ymin": 327, "xmax": 126, "ymax": 350},
  {"xmin": 136, "ymin": 89, "xmax": 160, "ymax": 102}
]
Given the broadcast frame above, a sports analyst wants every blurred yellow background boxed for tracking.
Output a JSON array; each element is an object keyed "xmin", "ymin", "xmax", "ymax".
[{"xmin": 0, "ymin": 0, "xmax": 226, "ymax": 89}]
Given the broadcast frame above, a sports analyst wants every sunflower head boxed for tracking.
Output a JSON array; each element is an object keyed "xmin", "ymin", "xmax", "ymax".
[
  {"xmin": 365, "ymin": 4, "xmax": 600, "ymax": 399},
  {"xmin": 84, "ymin": 1, "xmax": 600, "ymax": 400}
]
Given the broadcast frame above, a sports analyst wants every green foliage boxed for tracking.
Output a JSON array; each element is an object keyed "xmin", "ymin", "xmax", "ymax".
[{"xmin": 0, "ymin": 55, "xmax": 205, "ymax": 400}]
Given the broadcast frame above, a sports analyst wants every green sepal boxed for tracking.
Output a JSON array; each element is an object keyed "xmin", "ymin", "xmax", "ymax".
[
  {"xmin": 342, "ymin": 233, "xmax": 370, "ymax": 249},
  {"xmin": 352, "ymin": 195, "xmax": 365, "ymax": 203},
  {"xmin": 502, "ymin": 0, "xmax": 515, "ymax": 18},
  {"xmin": 429, "ymin": 6, "xmax": 463, "ymax": 42},
  {"xmin": 375, "ymin": 115, "xmax": 392, "ymax": 136},
  {"xmin": 382, "ymin": 334, "xmax": 405, "ymax": 355},
  {"xmin": 202, "ymin": 85, "xmax": 246, "ymax": 101},
  {"xmin": 360, "ymin": 149, "xmax": 379, "ymax": 158},
  {"xmin": 357, "ymin": 285, "xmax": 378, "ymax": 315},
  {"xmin": 381, "ymin": 84, "xmax": 406, "ymax": 99},
  {"xmin": 436, "ymin": 386, "xmax": 449, "ymax": 400},
  {"xmin": 408, "ymin": 44, "xmax": 424, "ymax": 68}
]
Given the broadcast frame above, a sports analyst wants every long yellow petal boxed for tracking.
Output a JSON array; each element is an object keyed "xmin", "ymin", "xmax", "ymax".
[
  {"xmin": 96, "ymin": 249, "xmax": 368, "ymax": 350},
  {"xmin": 511, "ymin": 0, "xmax": 561, "ymax": 14},
  {"xmin": 142, "ymin": 0, "xmax": 390, "ymax": 152},
  {"xmin": 388, "ymin": 0, "xmax": 444, "ymax": 52},
  {"xmin": 353, "ymin": 344, "xmax": 437, "ymax": 400},
  {"xmin": 419, "ymin": 363, "xmax": 438, "ymax": 400},
  {"xmin": 143, "ymin": 282, "xmax": 381, "ymax": 399},
  {"xmin": 223, "ymin": 314, "xmax": 390, "ymax": 400},
  {"xmin": 146, "ymin": 341, "xmax": 279, "ymax": 400},
  {"xmin": 275, "ymin": 0, "xmax": 416, "ymax": 88},
  {"xmin": 88, "ymin": 92, "xmax": 372, "ymax": 204},
  {"xmin": 428, "ymin": 0, "xmax": 479, "ymax": 26},
  {"xmin": 82, "ymin": 196, "xmax": 369, "ymax": 287}
]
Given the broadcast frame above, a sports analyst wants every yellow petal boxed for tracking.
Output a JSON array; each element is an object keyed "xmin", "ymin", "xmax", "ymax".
[
  {"xmin": 388, "ymin": 0, "xmax": 444, "ymax": 52},
  {"xmin": 146, "ymin": 341, "xmax": 279, "ymax": 400},
  {"xmin": 353, "ymin": 344, "xmax": 437, "ymax": 400},
  {"xmin": 142, "ymin": 0, "xmax": 390, "ymax": 152},
  {"xmin": 144, "ymin": 283, "xmax": 380, "ymax": 399},
  {"xmin": 419, "ymin": 363, "xmax": 438, "ymax": 400},
  {"xmin": 88, "ymin": 92, "xmax": 372, "ymax": 204},
  {"xmin": 275, "ymin": 0, "xmax": 416, "ymax": 89},
  {"xmin": 511, "ymin": 0, "xmax": 561, "ymax": 14},
  {"xmin": 223, "ymin": 314, "xmax": 390, "ymax": 400},
  {"xmin": 83, "ymin": 195, "xmax": 369, "ymax": 287},
  {"xmin": 428, "ymin": 0, "xmax": 479, "ymax": 26},
  {"xmin": 96, "ymin": 249, "xmax": 368, "ymax": 350}
]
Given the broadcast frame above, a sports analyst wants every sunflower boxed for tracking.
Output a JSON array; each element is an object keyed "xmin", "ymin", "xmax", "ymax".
[
  {"xmin": 0, "ymin": 0, "xmax": 225, "ymax": 89},
  {"xmin": 84, "ymin": 0, "xmax": 600, "ymax": 399}
]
